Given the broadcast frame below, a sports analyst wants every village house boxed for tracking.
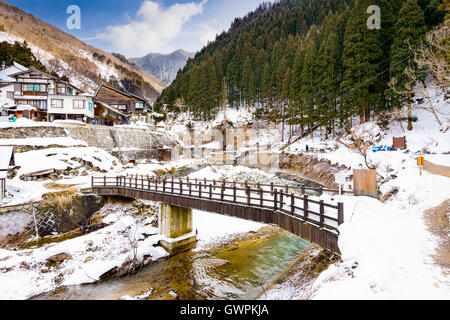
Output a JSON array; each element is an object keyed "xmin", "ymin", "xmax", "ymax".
[
  {"xmin": 6, "ymin": 66, "xmax": 94, "ymax": 123},
  {"xmin": 0, "ymin": 62, "xmax": 28, "ymax": 116},
  {"xmin": 94, "ymin": 83, "xmax": 152, "ymax": 125},
  {"xmin": 0, "ymin": 146, "xmax": 15, "ymax": 203}
]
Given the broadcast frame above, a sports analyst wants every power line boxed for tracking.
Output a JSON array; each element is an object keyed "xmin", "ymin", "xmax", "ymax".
[
  {"xmin": 308, "ymin": 43, "xmax": 430, "ymax": 114},
  {"xmin": 294, "ymin": 0, "xmax": 437, "ymax": 104}
]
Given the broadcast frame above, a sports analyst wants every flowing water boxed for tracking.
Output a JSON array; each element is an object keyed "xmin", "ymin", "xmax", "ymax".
[{"xmin": 33, "ymin": 231, "xmax": 309, "ymax": 300}]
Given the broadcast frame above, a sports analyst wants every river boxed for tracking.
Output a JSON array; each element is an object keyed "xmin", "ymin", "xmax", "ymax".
[{"xmin": 32, "ymin": 231, "xmax": 310, "ymax": 300}]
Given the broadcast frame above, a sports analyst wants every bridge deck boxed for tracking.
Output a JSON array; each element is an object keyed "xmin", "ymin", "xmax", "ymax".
[{"xmin": 92, "ymin": 176, "xmax": 344, "ymax": 253}]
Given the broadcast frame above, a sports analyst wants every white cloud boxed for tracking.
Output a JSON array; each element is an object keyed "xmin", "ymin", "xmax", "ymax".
[{"xmin": 95, "ymin": 0, "xmax": 208, "ymax": 56}]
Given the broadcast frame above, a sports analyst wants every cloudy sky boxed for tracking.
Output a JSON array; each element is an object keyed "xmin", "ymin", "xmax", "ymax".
[{"xmin": 7, "ymin": 0, "xmax": 271, "ymax": 57}]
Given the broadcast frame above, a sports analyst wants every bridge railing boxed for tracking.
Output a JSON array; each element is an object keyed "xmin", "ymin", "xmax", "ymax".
[{"xmin": 92, "ymin": 175, "xmax": 344, "ymax": 233}]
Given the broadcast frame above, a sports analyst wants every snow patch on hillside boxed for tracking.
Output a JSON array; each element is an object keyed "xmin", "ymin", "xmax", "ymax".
[{"xmin": 0, "ymin": 32, "xmax": 98, "ymax": 94}]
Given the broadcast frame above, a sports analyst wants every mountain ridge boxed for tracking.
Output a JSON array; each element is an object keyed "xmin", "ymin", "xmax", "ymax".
[{"xmin": 130, "ymin": 49, "xmax": 195, "ymax": 85}]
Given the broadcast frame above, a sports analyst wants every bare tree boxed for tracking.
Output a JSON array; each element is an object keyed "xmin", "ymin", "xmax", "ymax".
[
  {"xmin": 337, "ymin": 123, "xmax": 381, "ymax": 169},
  {"xmin": 388, "ymin": 23, "xmax": 449, "ymax": 128}
]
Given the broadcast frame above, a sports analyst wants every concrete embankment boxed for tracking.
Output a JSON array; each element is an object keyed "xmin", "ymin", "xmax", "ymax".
[{"xmin": 0, "ymin": 124, "xmax": 180, "ymax": 162}]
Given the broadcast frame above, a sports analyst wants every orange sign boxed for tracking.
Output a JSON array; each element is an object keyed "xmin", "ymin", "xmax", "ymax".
[{"xmin": 418, "ymin": 156, "xmax": 424, "ymax": 166}]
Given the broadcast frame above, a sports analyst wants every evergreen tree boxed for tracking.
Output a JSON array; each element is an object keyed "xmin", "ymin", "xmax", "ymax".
[
  {"xmin": 387, "ymin": 0, "xmax": 427, "ymax": 130},
  {"xmin": 341, "ymin": 0, "xmax": 384, "ymax": 126}
]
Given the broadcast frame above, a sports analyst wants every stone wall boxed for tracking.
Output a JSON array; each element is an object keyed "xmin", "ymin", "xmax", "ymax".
[
  {"xmin": 0, "ymin": 124, "xmax": 179, "ymax": 162},
  {"xmin": 279, "ymin": 153, "xmax": 350, "ymax": 189},
  {"xmin": 0, "ymin": 192, "xmax": 103, "ymax": 245}
]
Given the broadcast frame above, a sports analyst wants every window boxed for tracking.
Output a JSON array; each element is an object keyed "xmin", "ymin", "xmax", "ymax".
[
  {"xmin": 88, "ymin": 102, "xmax": 92, "ymax": 111},
  {"xmin": 22, "ymin": 84, "xmax": 43, "ymax": 92},
  {"xmin": 73, "ymin": 100, "xmax": 85, "ymax": 109},
  {"xmin": 135, "ymin": 102, "xmax": 144, "ymax": 109},
  {"xmin": 67, "ymin": 87, "xmax": 72, "ymax": 95},
  {"xmin": 7, "ymin": 92, "xmax": 13, "ymax": 98},
  {"xmin": 57, "ymin": 85, "xmax": 66, "ymax": 94},
  {"xmin": 40, "ymin": 101, "xmax": 47, "ymax": 110},
  {"xmin": 112, "ymin": 104, "xmax": 127, "ymax": 110},
  {"xmin": 51, "ymin": 99, "xmax": 63, "ymax": 108}
]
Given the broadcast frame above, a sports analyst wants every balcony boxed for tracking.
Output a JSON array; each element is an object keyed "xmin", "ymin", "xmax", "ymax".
[{"xmin": 14, "ymin": 92, "xmax": 48, "ymax": 100}]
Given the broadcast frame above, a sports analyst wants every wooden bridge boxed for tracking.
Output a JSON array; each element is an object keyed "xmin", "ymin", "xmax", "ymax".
[{"xmin": 92, "ymin": 175, "xmax": 344, "ymax": 253}]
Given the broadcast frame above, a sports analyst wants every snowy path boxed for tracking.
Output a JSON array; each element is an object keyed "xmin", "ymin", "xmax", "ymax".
[{"xmin": 424, "ymin": 161, "xmax": 450, "ymax": 178}]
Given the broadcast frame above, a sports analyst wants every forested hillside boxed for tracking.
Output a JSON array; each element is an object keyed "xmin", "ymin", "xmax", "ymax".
[{"xmin": 155, "ymin": 0, "xmax": 445, "ymax": 135}]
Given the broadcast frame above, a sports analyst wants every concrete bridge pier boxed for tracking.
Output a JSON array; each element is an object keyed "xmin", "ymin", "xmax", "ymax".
[{"xmin": 158, "ymin": 203, "xmax": 197, "ymax": 255}]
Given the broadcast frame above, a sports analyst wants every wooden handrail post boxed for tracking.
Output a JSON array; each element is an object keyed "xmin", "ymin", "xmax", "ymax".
[
  {"xmin": 199, "ymin": 182, "xmax": 202, "ymax": 198},
  {"xmin": 301, "ymin": 185, "xmax": 305, "ymax": 195},
  {"xmin": 304, "ymin": 195, "xmax": 309, "ymax": 220},
  {"xmin": 104, "ymin": 176, "xmax": 106, "ymax": 186},
  {"xmin": 180, "ymin": 180, "xmax": 183, "ymax": 195},
  {"xmin": 247, "ymin": 186, "xmax": 251, "ymax": 205},
  {"xmin": 291, "ymin": 193, "xmax": 295, "ymax": 215},
  {"xmin": 189, "ymin": 182, "xmax": 192, "ymax": 196},
  {"xmin": 260, "ymin": 188, "xmax": 263, "ymax": 207},
  {"xmin": 163, "ymin": 179, "xmax": 166, "ymax": 193},
  {"xmin": 273, "ymin": 189, "xmax": 278, "ymax": 211},
  {"xmin": 280, "ymin": 190, "xmax": 284, "ymax": 210},
  {"xmin": 91, "ymin": 176, "xmax": 94, "ymax": 188},
  {"xmin": 209, "ymin": 184, "xmax": 213, "ymax": 199},
  {"xmin": 320, "ymin": 200, "xmax": 325, "ymax": 227},
  {"xmin": 338, "ymin": 202, "xmax": 344, "ymax": 225},
  {"xmin": 233, "ymin": 184, "xmax": 237, "ymax": 203},
  {"xmin": 171, "ymin": 178, "xmax": 174, "ymax": 193}
]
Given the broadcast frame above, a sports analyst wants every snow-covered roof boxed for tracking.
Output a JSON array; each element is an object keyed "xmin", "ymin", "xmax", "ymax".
[
  {"xmin": 6, "ymin": 105, "xmax": 37, "ymax": 112},
  {"xmin": 0, "ymin": 146, "xmax": 14, "ymax": 171},
  {"xmin": 12, "ymin": 62, "xmax": 28, "ymax": 72}
]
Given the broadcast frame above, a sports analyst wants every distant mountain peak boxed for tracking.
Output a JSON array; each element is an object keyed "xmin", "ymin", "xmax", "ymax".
[{"xmin": 130, "ymin": 49, "xmax": 195, "ymax": 85}]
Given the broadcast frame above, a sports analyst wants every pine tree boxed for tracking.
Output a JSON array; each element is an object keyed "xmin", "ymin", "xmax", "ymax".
[
  {"xmin": 261, "ymin": 62, "xmax": 272, "ymax": 111},
  {"xmin": 290, "ymin": 43, "xmax": 305, "ymax": 137},
  {"xmin": 341, "ymin": 0, "xmax": 384, "ymax": 126},
  {"xmin": 387, "ymin": 0, "xmax": 427, "ymax": 130},
  {"xmin": 300, "ymin": 29, "xmax": 318, "ymax": 139}
]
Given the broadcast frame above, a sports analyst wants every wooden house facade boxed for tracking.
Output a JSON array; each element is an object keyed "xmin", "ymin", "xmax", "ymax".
[{"xmin": 94, "ymin": 84, "xmax": 151, "ymax": 124}]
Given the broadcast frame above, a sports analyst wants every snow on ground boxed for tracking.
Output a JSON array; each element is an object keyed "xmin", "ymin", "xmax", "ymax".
[
  {"xmin": 0, "ymin": 137, "xmax": 88, "ymax": 147},
  {"xmin": 194, "ymin": 210, "xmax": 265, "ymax": 250},
  {"xmin": 3, "ymin": 147, "xmax": 121, "ymax": 206},
  {"xmin": 0, "ymin": 118, "xmax": 63, "ymax": 128},
  {"xmin": 15, "ymin": 147, "xmax": 118, "ymax": 176},
  {"xmin": 0, "ymin": 202, "xmax": 167, "ymax": 300},
  {"xmin": 277, "ymin": 86, "xmax": 450, "ymax": 300}
]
